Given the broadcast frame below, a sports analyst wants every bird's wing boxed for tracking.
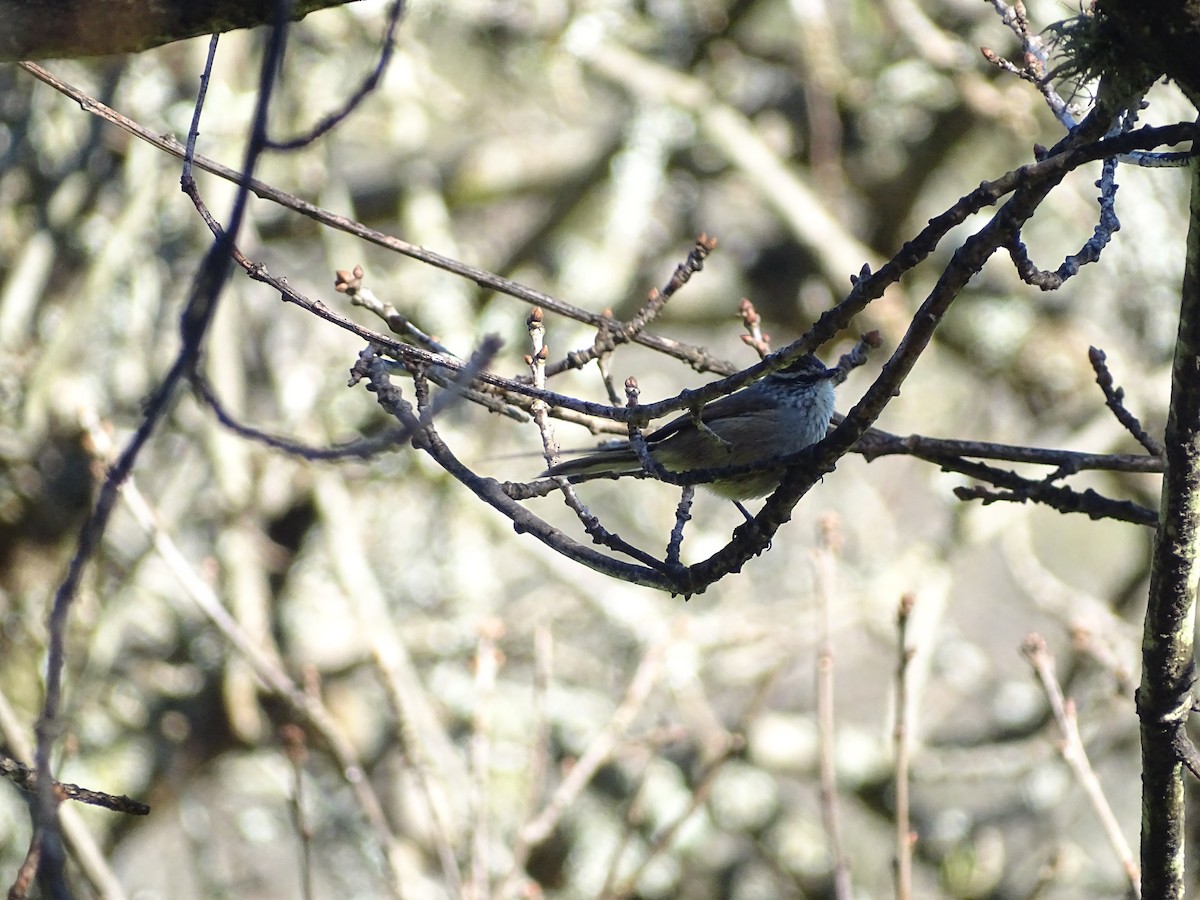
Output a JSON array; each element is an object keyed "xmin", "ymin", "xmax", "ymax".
[{"xmin": 644, "ymin": 388, "xmax": 773, "ymax": 443}]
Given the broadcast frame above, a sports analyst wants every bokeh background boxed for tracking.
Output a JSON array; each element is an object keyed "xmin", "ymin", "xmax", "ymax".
[{"xmin": 0, "ymin": 0, "xmax": 1192, "ymax": 896}]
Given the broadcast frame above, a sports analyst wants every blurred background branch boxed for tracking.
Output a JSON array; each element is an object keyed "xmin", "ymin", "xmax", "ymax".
[{"xmin": 1, "ymin": 0, "xmax": 1195, "ymax": 896}]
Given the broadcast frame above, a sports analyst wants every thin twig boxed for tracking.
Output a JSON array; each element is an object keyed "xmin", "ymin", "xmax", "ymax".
[
  {"xmin": 544, "ymin": 234, "xmax": 718, "ymax": 379},
  {"xmin": 498, "ymin": 626, "xmax": 554, "ymax": 899},
  {"xmin": 281, "ymin": 725, "xmax": 315, "ymax": 900},
  {"xmin": 9, "ymin": 830, "xmax": 40, "ymax": 900},
  {"xmin": 739, "ymin": 298, "xmax": 771, "ymax": 359},
  {"xmin": 470, "ymin": 621, "xmax": 503, "ymax": 900},
  {"xmin": 335, "ymin": 264, "xmax": 459, "ymax": 356},
  {"xmin": 266, "ymin": 0, "xmax": 406, "ymax": 151},
  {"xmin": 1088, "ymin": 346, "xmax": 1163, "ymax": 456},
  {"xmin": 1023, "ymin": 634, "xmax": 1140, "ymax": 897},
  {"xmin": 0, "ymin": 756, "xmax": 148, "ymax": 816},
  {"xmin": 517, "ymin": 637, "xmax": 668, "ymax": 849},
  {"xmin": 181, "ymin": 34, "xmax": 219, "ymax": 182},
  {"xmin": 893, "ymin": 594, "xmax": 916, "ymax": 900},
  {"xmin": 0, "ymin": 689, "xmax": 131, "ymax": 899},
  {"xmin": 666, "ymin": 486, "xmax": 695, "ymax": 568},
  {"xmin": 813, "ymin": 514, "xmax": 852, "ymax": 900}
]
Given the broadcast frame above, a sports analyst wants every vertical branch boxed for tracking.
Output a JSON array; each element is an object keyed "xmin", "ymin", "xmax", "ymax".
[
  {"xmin": 893, "ymin": 594, "xmax": 916, "ymax": 900},
  {"xmin": 813, "ymin": 514, "xmax": 852, "ymax": 900},
  {"xmin": 1024, "ymin": 636, "xmax": 1139, "ymax": 895},
  {"xmin": 1138, "ymin": 157, "xmax": 1200, "ymax": 900},
  {"xmin": 499, "ymin": 626, "xmax": 554, "ymax": 899},
  {"xmin": 665, "ymin": 486, "xmax": 694, "ymax": 567},
  {"xmin": 282, "ymin": 725, "xmax": 315, "ymax": 900},
  {"xmin": 29, "ymin": 11, "xmax": 288, "ymax": 891},
  {"xmin": 470, "ymin": 621, "xmax": 502, "ymax": 900}
]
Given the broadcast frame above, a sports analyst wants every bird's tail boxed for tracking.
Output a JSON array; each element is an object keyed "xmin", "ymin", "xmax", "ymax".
[{"xmin": 541, "ymin": 443, "xmax": 642, "ymax": 478}]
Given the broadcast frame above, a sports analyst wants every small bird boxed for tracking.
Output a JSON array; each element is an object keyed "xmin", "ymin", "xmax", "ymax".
[{"xmin": 542, "ymin": 354, "xmax": 837, "ymax": 500}]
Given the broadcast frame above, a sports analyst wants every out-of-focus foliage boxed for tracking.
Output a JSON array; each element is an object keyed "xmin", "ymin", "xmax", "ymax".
[{"xmin": 0, "ymin": 0, "xmax": 1187, "ymax": 896}]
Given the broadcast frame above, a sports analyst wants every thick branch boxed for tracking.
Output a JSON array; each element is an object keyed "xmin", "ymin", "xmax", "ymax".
[
  {"xmin": 0, "ymin": 0, "xmax": 354, "ymax": 61},
  {"xmin": 1138, "ymin": 146, "xmax": 1200, "ymax": 900}
]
